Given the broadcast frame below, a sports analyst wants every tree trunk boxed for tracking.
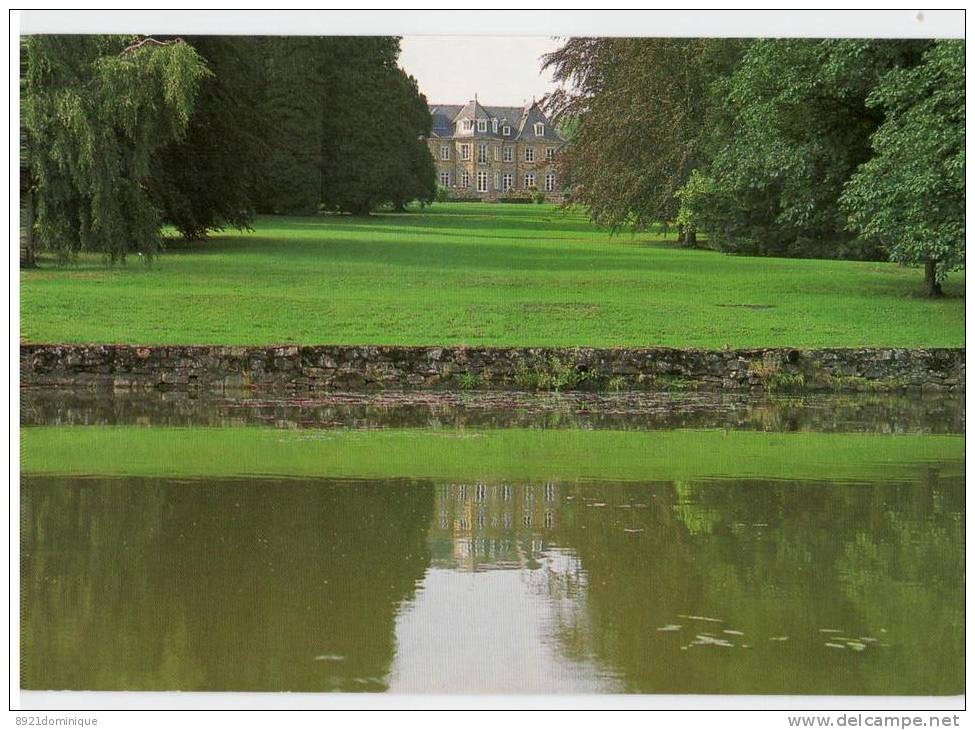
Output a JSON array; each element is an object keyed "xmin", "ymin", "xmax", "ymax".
[
  {"xmin": 21, "ymin": 188, "xmax": 36, "ymax": 268},
  {"xmin": 682, "ymin": 228, "xmax": 697, "ymax": 248},
  {"xmin": 924, "ymin": 258, "xmax": 943, "ymax": 297}
]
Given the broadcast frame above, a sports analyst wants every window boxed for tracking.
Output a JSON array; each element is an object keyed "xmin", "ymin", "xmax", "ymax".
[
  {"xmin": 534, "ymin": 122, "xmax": 545, "ymax": 136},
  {"xmin": 494, "ymin": 172, "xmax": 500, "ymax": 190},
  {"xmin": 492, "ymin": 118, "xmax": 498, "ymax": 133},
  {"xmin": 544, "ymin": 173, "xmax": 556, "ymax": 192},
  {"xmin": 502, "ymin": 173, "xmax": 513, "ymax": 192},
  {"xmin": 502, "ymin": 146, "xmax": 513, "ymax": 163},
  {"xmin": 493, "ymin": 145, "xmax": 499, "ymax": 161},
  {"xmin": 545, "ymin": 147, "xmax": 555, "ymax": 162},
  {"xmin": 477, "ymin": 119, "xmax": 487, "ymax": 132},
  {"xmin": 461, "ymin": 170, "xmax": 470, "ymax": 188},
  {"xmin": 440, "ymin": 145, "xmax": 450, "ymax": 161},
  {"xmin": 477, "ymin": 143, "xmax": 487, "ymax": 164},
  {"xmin": 461, "ymin": 119, "xmax": 473, "ymax": 132},
  {"xmin": 525, "ymin": 147, "xmax": 535, "ymax": 163},
  {"xmin": 524, "ymin": 173, "xmax": 536, "ymax": 189},
  {"xmin": 439, "ymin": 171, "xmax": 451, "ymax": 188},
  {"xmin": 502, "ymin": 124, "xmax": 511, "ymax": 136},
  {"xmin": 477, "ymin": 171, "xmax": 488, "ymax": 193},
  {"xmin": 460, "ymin": 144, "xmax": 471, "ymax": 161}
]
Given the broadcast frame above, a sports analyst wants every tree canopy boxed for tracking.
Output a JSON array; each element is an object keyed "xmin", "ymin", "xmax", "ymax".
[
  {"xmin": 22, "ymin": 35, "xmax": 209, "ymax": 261},
  {"xmin": 841, "ymin": 41, "xmax": 965, "ymax": 295},
  {"xmin": 148, "ymin": 36, "xmax": 268, "ymax": 240},
  {"xmin": 543, "ymin": 38, "xmax": 742, "ymax": 243},
  {"xmin": 22, "ymin": 34, "xmax": 437, "ymax": 261},
  {"xmin": 547, "ymin": 36, "xmax": 964, "ymax": 293}
]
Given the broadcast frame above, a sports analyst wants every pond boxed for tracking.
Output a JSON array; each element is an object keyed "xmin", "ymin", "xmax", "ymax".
[{"xmin": 20, "ymin": 390, "xmax": 964, "ymax": 695}]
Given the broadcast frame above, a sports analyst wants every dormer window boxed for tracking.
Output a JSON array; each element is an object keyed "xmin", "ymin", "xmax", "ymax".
[
  {"xmin": 461, "ymin": 120, "xmax": 473, "ymax": 132},
  {"xmin": 492, "ymin": 119, "xmax": 498, "ymax": 133},
  {"xmin": 477, "ymin": 119, "xmax": 487, "ymax": 133},
  {"xmin": 502, "ymin": 125, "xmax": 511, "ymax": 136},
  {"xmin": 534, "ymin": 122, "xmax": 545, "ymax": 136}
]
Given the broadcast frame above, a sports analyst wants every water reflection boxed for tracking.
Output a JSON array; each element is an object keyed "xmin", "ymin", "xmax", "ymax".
[
  {"xmin": 22, "ymin": 471, "xmax": 963, "ymax": 694},
  {"xmin": 21, "ymin": 477, "xmax": 434, "ymax": 691}
]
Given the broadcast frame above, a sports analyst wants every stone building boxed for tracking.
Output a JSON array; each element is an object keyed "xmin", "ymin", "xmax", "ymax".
[{"xmin": 427, "ymin": 97, "xmax": 565, "ymax": 202}]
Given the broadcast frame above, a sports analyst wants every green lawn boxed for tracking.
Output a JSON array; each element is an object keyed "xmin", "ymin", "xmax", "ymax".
[
  {"xmin": 20, "ymin": 203, "xmax": 964, "ymax": 348},
  {"xmin": 20, "ymin": 426, "xmax": 964, "ymax": 483}
]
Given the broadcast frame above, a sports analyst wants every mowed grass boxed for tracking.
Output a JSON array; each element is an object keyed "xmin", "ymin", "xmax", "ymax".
[{"xmin": 20, "ymin": 203, "xmax": 965, "ymax": 347}]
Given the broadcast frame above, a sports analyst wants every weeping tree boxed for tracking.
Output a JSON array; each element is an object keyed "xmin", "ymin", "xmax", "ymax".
[
  {"xmin": 542, "ymin": 38, "xmax": 743, "ymax": 244},
  {"xmin": 21, "ymin": 35, "xmax": 208, "ymax": 262}
]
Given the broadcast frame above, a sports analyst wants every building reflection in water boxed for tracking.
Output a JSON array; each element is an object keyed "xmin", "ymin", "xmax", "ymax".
[{"xmin": 430, "ymin": 481, "xmax": 560, "ymax": 572}]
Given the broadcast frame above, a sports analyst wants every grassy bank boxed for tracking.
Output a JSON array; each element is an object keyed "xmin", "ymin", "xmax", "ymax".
[
  {"xmin": 20, "ymin": 203, "xmax": 964, "ymax": 348},
  {"xmin": 21, "ymin": 426, "xmax": 964, "ymax": 483}
]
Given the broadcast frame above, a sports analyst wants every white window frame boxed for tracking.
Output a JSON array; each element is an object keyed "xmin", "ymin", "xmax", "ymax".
[
  {"xmin": 477, "ymin": 143, "xmax": 487, "ymax": 164},
  {"xmin": 534, "ymin": 122, "xmax": 544, "ymax": 136},
  {"xmin": 477, "ymin": 171, "xmax": 488, "ymax": 193},
  {"xmin": 544, "ymin": 173, "xmax": 555, "ymax": 192},
  {"xmin": 492, "ymin": 119, "xmax": 499, "ymax": 133},
  {"xmin": 503, "ymin": 146, "xmax": 513, "ymax": 163},
  {"xmin": 525, "ymin": 147, "xmax": 535, "ymax": 163},
  {"xmin": 493, "ymin": 145, "xmax": 499, "ymax": 162},
  {"xmin": 439, "ymin": 171, "xmax": 451, "ymax": 188},
  {"xmin": 524, "ymin": 173, "xmax": 535, "ymax": 189},
  {"xmin": 440, "ymin": 145, "xmax": 450, "ymax": 161},
  {"xmin": 545, "ymin": 147, "xmax": 555, "ymax": 161},
  {"xmin": 502, "ymin": 173, "xmax": 513, "ymax": 192},
  {"xmin": 502, "ymin": 124, "xmax": 511, "ymax": 136},
  {"xmin": 461, "ymin": 170, "xmax": 470, "ymax": 188},
  {"xmin": 494, "ymin": 171, "xmax": 500, "ymax": 190},
  {"xmin": 477, "ymin": 119, "xmax": 487, "ymax": 132},
  {"xmin": 460, "ymin": 144, "xmax": 471, "ymax": 161}
]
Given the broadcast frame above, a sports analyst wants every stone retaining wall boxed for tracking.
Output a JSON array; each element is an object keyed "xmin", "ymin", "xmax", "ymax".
[{"xmin": 20, "ymin": 344, "xmax": 965, "ymax": 394}]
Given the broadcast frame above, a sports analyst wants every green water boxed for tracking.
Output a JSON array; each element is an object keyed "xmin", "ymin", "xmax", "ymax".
[{"xmin": 20, "ymin": 392, "xmax": 965, "ymax": 695}]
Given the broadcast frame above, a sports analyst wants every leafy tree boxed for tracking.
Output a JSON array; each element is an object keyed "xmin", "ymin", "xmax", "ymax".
[
  {"xmin": 21, "ymin": 35, "xmax": 208, "ymax": 261},
  {"xmin": 256, "ymin": 37, "xmax": 434, "ymax": 216},
  {"xmin": 148, "ymin": 36, "xmax": 268, "ymax": 240},
  {"xmin": 319, "ymin": 37, "xmax": 435, "ymax": 215},
  {"xmin": 841, "ymin": 41, "xmax": 965, "ymax": 296},
  {"xmin": 543, "ymin": 38, "xmax": 743, "ymax": 244},
  {"xmin": 259, "ymin": 37, "xmax": 325, "ymax": 215},
  {"xmin": 679, "ymin": 39, "xmax": 927, "ymax": 259}
]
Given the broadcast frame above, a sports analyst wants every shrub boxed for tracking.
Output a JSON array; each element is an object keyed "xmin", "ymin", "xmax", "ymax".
[
  {"xmin": 458, "ymin": 370, "xmax": 480, "ymax": 390},
  {"xmin": 514, "ymin": 355, "xmax": 592, "ymax": 392}
]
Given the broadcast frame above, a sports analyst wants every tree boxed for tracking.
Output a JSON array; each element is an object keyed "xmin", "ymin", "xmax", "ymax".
[
  {"xmin": 319, "ymin": 37, "xmax": 435, "ymax": 215},
  {"xmin": 542, "ymin": 38, "xmax": 743, "ymax": 243},
  {"xmin": 255, "ymin": 37, "xmax": 434, "ymax": 216},
  {"xmin": 259, "ymin": 37, "xmax": 325, "ymax": 215},
  {"xmin": 21, "ymin": 35, "xmax": 208, "ymax": 261},
  {"xmin": 841, "ymin": 41, "xmax": 965, "ymax": 296},
  {"xmin": 148, "ymin": 36, "xmax": 268, "ymax": 240},
  {"xmin": 678, "ymin": 39, "xmax": 927, "ymax": 260}
]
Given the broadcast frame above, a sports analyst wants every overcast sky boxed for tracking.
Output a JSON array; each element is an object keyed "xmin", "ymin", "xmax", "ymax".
[{"xmin": 398, "ymin": 36, "xmax": 564, "ymax": 106}]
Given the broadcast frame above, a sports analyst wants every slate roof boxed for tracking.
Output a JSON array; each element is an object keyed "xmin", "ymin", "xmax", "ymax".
[{"xmin": 429, "ymin": 99, "xmax": 564, "ymax": 142}]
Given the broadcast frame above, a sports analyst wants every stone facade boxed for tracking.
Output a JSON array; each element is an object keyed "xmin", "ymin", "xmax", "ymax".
[
  {"xmin": 20, "ymin": 344, "xmax": 965, "ymax": 395},
  {"xmin": 427, "ymin": 98, "xmax": 564, "ymax": 202}
]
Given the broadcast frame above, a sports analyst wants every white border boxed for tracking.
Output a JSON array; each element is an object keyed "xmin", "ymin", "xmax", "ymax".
[
  {"xmin": 9, "ymin": 6, "xmax": 970, "ymax": 721},
  {"xmin": 17, "ymin": 9, "xmax": 966, "ymax": 39}
]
